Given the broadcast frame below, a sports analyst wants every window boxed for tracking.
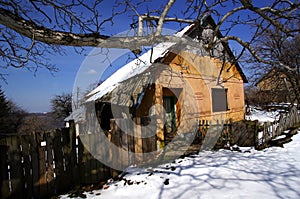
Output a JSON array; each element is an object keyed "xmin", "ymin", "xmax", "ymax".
[{"xmin": 212, "ymin": 88, "xmax": 229, "ymax": 112}]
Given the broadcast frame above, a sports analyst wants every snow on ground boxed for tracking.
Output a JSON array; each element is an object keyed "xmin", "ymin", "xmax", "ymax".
[
  {"xmin": 60, "ymin": 110, "xmax": 300, "ymax": 199},
  {"xmin": 61, "ymin": 132, "xmax": 300, "ymax": 199},
  {"xmin": 245, "ymin": 107, "xmax": 281, "ymax": 123}
]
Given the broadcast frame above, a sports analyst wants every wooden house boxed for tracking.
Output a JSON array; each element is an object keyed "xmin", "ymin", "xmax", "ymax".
[
  {"xmin": 255, "ymin": 68, "xmax": 293, "ymax": 105},
  {"xmin": 85, "ymin": 16, "xmax": 248, "ymax": 146}
]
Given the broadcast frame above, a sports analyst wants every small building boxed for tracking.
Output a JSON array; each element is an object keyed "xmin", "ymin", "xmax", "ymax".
[
  {"xmin": 84, "ymin": 16, "xmax": 248, "ymax": 146},
  {"xmin": 255, "ymin": 68, "xmax": 294, "ymax": 106}
]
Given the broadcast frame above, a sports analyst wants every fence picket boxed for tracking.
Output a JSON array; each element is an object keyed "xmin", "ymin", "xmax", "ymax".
[
  {"xmin": 7, "ymin": 136, "xmax": 26, "ymax": 198},
  {"xmin": 45, "ymin": 131, "xmax": 55, "ymax": 195},
  {"xmin": 19, "ymin": 134, "xmax": 33, "ymax": 199},
  {"xmin": 36, "ymin": 132, "xmax": 48, "ymax": 197},
  {"xmin": 256, "ymin": 107, "xmax": 300, "ymax": 149},
  {"xmin": 0, "ymin": 141, "xmax": 9, "ymax": 199},
  {"xmin": 52, "ymin": 129, "xmax": 66, "ymax": 193}
]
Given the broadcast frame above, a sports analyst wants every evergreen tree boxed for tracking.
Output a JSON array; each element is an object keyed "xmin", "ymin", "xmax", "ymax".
[
  {"xmin": 0, "ymin": 87, "xmax": 26, "ymax": 137},
  {"xmin": 0, "ymin": 86, "xmax": 12, "ymax": 136}
]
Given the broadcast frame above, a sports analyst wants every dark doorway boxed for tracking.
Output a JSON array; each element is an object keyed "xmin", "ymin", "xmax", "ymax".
[
  {"xmin": 163, "ymin": 96, "xmax": 177, "ymax": 134},
  {"xmin": 163, "ymin": 87, "xmax": 181, "ymax": 143}
]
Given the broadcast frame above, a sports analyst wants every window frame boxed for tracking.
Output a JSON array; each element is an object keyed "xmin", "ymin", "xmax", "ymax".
[{"xmin": 211, "ymin": 88, "xmax": 229, "ymax": 112}]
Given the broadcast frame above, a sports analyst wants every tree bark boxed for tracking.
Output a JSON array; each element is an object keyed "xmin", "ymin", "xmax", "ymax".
[{"xmin": 0, "ymin": 8, "xmax": 183, "ymax": 49}]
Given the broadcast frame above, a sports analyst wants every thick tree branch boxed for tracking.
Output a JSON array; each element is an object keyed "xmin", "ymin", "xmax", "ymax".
[
  {"xmin": 138, "ymin": 15, "xmax": 193, "ymax": 37},
  {"xmin": 1, "ymin": 0, "xmax": 300, "ymax": 80},
  {"xmin": 0, "ymin": 8, "xmax": 109, "ymax": 46},
  {"xmin": 155, "ymin": 0, "xmax": 176, "ymax": 36},
  {"xmin": 0, "ymin": 7, "xmax": 190, "ymax": 50},
  {"xmin": 141, "ymin": 15, "xmax": 194, "ymax": 24}
]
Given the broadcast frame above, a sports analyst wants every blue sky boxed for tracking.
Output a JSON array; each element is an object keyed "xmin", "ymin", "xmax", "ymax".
[
  {"xmin": 0, "ymin": 1, "xmax": 257, "ymax": 113},
  {"xmin": 1, "ymin": 51, "xmax": 82, "ymax": 112}
]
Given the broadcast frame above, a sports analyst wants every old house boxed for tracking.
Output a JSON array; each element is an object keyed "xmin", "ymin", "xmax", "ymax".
[
  {"xmin": 84, "ymin": 16, "xmax": 248, "ymax": 147},
  {"xmin": 255, "ymin": 68, "xmax": 295, "ymax": 106}
]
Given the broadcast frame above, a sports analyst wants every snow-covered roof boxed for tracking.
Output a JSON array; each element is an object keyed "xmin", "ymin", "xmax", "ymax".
[{"xmin": 86, "ymin": 24, "xmax": 195, "ymax": 102}]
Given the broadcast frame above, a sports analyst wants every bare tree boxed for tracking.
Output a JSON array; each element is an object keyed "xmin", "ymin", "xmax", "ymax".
[
  {"xmin": 246, "ymin": 20, "xmax": 300, "ymax": 105},
  {"xmin": 50, "ymin": 93, "xmax": 72, "ymax": 120},
  {"xmin": 0, "ymin": 0, "xmax": 299, "ymax": 80}
]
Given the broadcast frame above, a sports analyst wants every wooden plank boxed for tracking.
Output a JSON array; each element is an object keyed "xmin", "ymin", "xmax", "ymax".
[
  {"xmin": 89, "ymin": 133, "xmax": 99, "ymax": 184},
  {"xmin": 127, "ymin": 118, "xmax": 135, "ymax": 165},
  {"xmin": 45, "ymin": 131, "xmax": 55, "ymax": 195},
  {"xmin": 94, "ymin": 131, "xmax": 111, "ymax": 182},
  {"xmin": 134, "ymin": 118, "xmax": 143, "ymax": 163},
  {"xmin": 20, "ymin": 134, "xmax": 34, "ymax": 199},
  {"xmin": 86, "ymin": 135, "xmax": 94, "ymax": 184},
  {"xmin": 120, "ymin": 119, "xmax": 129, "ymax": 169},
  {"xmin": 78, "ymin": 134, "xmax": 93, "ymax": 184},
  {"xmin": 115, "ymin": 127, "xmax": 122, "ymax": 172},
  {"xmin": 6, "ymin": 136, "xmax": 24, "ymax": 198},
  {"xmin": 109, "ymin": 120, "xmax": 120, "ymax": 176},
  {"xmin": 0, "ymin": 140, "xmax": 9, "ymax": 199},
  {"xmin": 77, "ymin": 133, "xmax": 85, "ymax": 184},
  {"xmin": 142, "ymin": 135, "xmax": 156, "ymax": 162},
  {"xmin": 70, "ymin": 125, "xmax": 80, "ymax": 186},
  {"xmin": 30, "ymin": 132, "xmax": 40, "ymax": 198},
  {"xmin": 52, "ymin": 129, "xmax": 68, "ymax": 193},
  {"xmin": 36, "ymin": 132, "xmax": 48, "ymax": 198},
  {"xmin": 61, "ymin": 127, "xmax": 77, "ymax": 189}
]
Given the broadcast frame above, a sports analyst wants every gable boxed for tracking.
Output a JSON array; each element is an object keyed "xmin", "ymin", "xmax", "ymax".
[
  {"xmin": 161, "ymin": 50, "xmax": 245, "ymax": 83},
  {"xmin": 183, "ymin": 16, "xmax": 247, "ymax": 83},
  {"xmin": 156, "ymin": 16, "xmax": 247, "ymax": 83},
  {"xmin": 256, "ymin": 69, "xmax": 287, "ymax": 91},
  {"xmin": 87, "ymin": 15, "xmax": 247, "ymax": 103}
]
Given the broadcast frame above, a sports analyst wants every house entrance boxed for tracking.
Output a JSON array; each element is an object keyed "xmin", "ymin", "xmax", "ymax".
[
  {"xmin": 163, "ymin": 96, "xmax": 176, "ymax": 134},
  {"xmin": 163, "ymin": 88, "xmax": 181, "ymax": 143}
]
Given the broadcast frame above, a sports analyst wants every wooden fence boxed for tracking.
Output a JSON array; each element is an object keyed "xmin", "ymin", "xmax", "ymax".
[
  {"xmin": 108, "ymin": 117, "xmax": 157, "ymax": 166},
  {"xmin": 193, "ymin": 106, "xmax": 300, "ymax": 150},
  {"xmin": 256, "ymin": 106, "xmax": 300, "ymax": 149},
  {"xmin": 1, "ymin": 107, "xmax": 299, "ymax": 198},
  {"xmin": 0, "ymin": 125, "xmax": 114, "ymax": 199},
  {"xmin": 194, "ymin": 119, "xmax": 233, "ymax": 149},
  {"xmin": 0, "ymin": 117, "xmax": 158, "ymax": 198}
]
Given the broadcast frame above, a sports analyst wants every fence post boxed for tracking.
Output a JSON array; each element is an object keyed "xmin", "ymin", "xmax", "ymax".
[
  {"xmin": 134, "ymin": 118, "xmax": 143, "ymax": 163},
  {"xmin": 6, "ymin": 136, "xmax": 25, "ymax": 199},
  {"xmin": 36, "ymin": 132, "xmax": 48, "ymax": 197},
  {"xmin": 53, "ymin": 129, "xmax": 68, "ymax": 193},
  {"xmin": 0, "ymin": 140, "xmax": 9, "ymax": 199},
  {"xmin": 19, "ymin": 134, "xmax": 35, "ymax": 198},
  {"xmin": 263, "ymin": 122, "xmax": 267, "ymax": 148},
  {"xmin": 254, "ymin": 121, "xmax": 258, "ymax": 149}
]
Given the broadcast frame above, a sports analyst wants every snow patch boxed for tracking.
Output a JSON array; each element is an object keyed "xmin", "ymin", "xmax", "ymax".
[{"xmin": 60, "ymin": 129, "xmax": 300, "ymax": 199}]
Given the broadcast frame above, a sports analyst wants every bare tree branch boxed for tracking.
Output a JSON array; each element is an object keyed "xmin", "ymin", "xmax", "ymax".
[
  {"xmin": 0, "ymin": 0, "xmax": 300, "ymax": 81},
  {"xmin": 219, "ymin": 35, "xmax": 297, "ymax": 71},
  {"xmin": 155, "ymin": 0, "xmax": 176, "ymax": 36}
]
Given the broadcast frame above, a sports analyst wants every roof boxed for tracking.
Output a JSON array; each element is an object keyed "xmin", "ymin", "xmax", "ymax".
[
  {"xmin": 255, "ymin": 68, "xmax": 285, "ymax": 86},
  {"xmin": 64, "ymin": 106, "xmax": 86, "ymax": 122},
  {"xmin": 86, "ymin": 24, "xmax": 194, "ymax": 102},
  {"xmin": 98, "ymin": 63, "xmax": 177, "ymax": 107},
  {"xmin": 86, "ymin": 16, "xmax": 248, "ymax": 102}
]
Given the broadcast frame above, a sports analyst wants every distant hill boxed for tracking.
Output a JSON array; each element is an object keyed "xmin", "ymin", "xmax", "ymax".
[{"xmin": 18, "ymin": 112, "xmax": 64, "ymax": 134}]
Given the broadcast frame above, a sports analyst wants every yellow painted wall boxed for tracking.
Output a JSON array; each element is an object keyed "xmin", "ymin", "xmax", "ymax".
[
  {"xmin": 164, "ymin": 51, "xmax": 245, "ymax": 123},
  {"xmin": 148, "ymin": 51, "xmax": 246, "ymax": 142}
]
